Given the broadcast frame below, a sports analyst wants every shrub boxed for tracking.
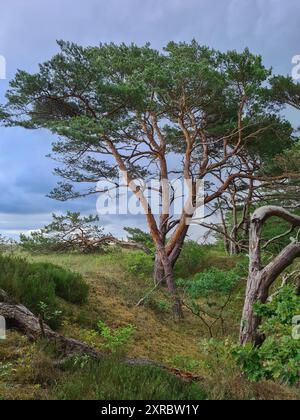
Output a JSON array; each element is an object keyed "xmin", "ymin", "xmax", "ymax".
[
  {"xmin": 0, "ymin": 362, "xmax": 13, "ymax": 379},
  {"xmin": 38, "ymin": 302, "xmax": 63, "ymax": 331},
  {"xmin": 97, "ymin": 321, "xmax": 135, "ymax": 354},
  {"xmin": 124, "ymin": 251, "xmax": 154, "ymax": 278},
  {"xmin": 179, "ymin": 268, "xmax": 241, "ymax": 299},
  {"xmin": 174, "ymin": 241, "xmax": 204, "ymax": 278},
  {"xmin": 30, "ymin": 262, "xmax": 89, "ymax": 304},
  {"xmin": 124, "ymin": 241, "xmax": 205, "ymax": 280},
  {"xmin": 233, "ymin": 286, "xmax": 300, "ymax": 386},
  {"xmin": 0, "ymin": 255, "xmax": 89, "ymax": 329},
  {"xmin": 198, "ymin": 338, "xmax": 273, "ymax": 400},
  {"xmin": 0, "ymin": 256, "xmax": 57, "ymax": 315},
  {"xmin": 156, "ymin": 299, "xmax": 171, "ymax": 313},
  {"xmin": 177, "ymin": 268, "xmax": 241, "ymax": 337}
]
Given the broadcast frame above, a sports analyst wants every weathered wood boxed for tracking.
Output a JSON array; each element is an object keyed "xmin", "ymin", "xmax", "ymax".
[
  {"xmin": 0, "ymin": 301, "xmax": 100, "ymax": 358},
  {"xmin": 240, "ymin": 206, "xmax": 300, "ymax": 346},
  {"xmin": 0, "ymin": 289, "xmax": 10, "ymax": 303}
]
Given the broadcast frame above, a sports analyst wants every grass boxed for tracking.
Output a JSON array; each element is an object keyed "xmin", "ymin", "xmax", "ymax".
[
  {"xmin": 50, "ymin": 357, "xmax": 207, "ymax": 401},
  {"xmin": 0, "ymin": 248, "xmax": 298, "ymax": 400},
  {"xmin": 0, "ymin": 332, "xmax": 207, "ymax": 401},
  {"xmin": 22, "ymin": 249, "xmax": 233, "ymax": 362}
]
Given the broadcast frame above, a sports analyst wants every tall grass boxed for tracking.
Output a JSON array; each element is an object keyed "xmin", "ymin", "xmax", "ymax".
[{"xmin": 51, "ymin": 357, "xmax": 207, "ymax": 400}]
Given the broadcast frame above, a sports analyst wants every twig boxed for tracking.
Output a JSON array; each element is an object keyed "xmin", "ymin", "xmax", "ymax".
[{"xmin": 136, "ymin": 276, "xmax": 167, "ymax": 307}]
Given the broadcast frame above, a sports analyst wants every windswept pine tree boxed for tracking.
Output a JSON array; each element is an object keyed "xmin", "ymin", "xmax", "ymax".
[{"xmin": 1, "ymin": 41, "xmax": 298, "ymax": 317}]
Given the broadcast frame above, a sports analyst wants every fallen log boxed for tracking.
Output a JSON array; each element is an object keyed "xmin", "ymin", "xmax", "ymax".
[
  {"xmin": 0, "ymin": 300, "xmax": 100, "ymax": 358},
  {"xmin": 0, "ymin": 291, "xmax": 202, "ymax": 383}
]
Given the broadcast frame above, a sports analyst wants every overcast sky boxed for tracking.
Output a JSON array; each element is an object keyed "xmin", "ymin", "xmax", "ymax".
[{"xmin": 0, "ymin": 0, "xmax": 299, "ymax": 239}]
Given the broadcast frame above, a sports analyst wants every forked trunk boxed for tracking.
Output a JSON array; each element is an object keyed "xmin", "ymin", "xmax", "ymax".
[
  {"xmin": 153, "ymin": 226, "xmax": 189, "ymax": 286},
  {"xmin": 240, "ymin": 206, "xmax": 300, "ymax": 346}
]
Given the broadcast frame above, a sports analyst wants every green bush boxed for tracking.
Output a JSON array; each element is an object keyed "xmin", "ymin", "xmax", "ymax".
[
  {"xmin": 0, "ymin": 256, "xmax": 57, "ymax": 315},
  {"xmin": 174, "ymin": 241, "xmax": 204, "ymax": 278},
  {"xmin": 30, "ymin": 262, "xmax": 89, "ymax": 304},
  {"xmin": 178, "ymin": 268, "xmax": 240, "ymax": 299},
  {"xmin": 124, "ymin": 251, "xmax": 154, "ymax": 278},
  {"xmin": 38, "ymin": 302, "xmax": 63, "ymax": 331},
  {"xmin": 156, "ymin": 299, "xmax": 171, "ymax": 313},
  {"xmin": 233, "ymin": 286, "xmax": 300, "ymax": 385},
  {"xmin": 177, "ymin": 268, "xmax": 241, "ymax": 336},
  {"xmin": 97, "ymin": 321, "xmax": 135, "ymax": 354},
  {"xmin": 0, "ymin": 255, "xmax": 89, "ymax": 329}
]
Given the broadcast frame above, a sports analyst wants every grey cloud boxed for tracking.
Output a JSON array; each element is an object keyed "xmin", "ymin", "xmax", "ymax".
[{"xmin": 0, "ymin": 0, "xmax": 299, "ymax": 238}]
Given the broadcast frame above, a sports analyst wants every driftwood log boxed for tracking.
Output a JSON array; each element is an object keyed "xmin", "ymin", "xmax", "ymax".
[
  {"xmin": 0, "ymin": 290, "xmax": 201, "ymax": 383},
  {"xmin": 0, "ymin": 300, "xmax": 100, "ymax": 359},
  {"xmin": 240, "ymin": 206, "xmax": 300, "ymax": 346}
]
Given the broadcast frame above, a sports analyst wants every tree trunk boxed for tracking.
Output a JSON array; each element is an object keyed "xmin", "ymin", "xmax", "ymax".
[
  {"xmin": 168, "ymin": 226, "xmax": 189, "ymax": 268},
  {"xmin": 153, "ymin": 253, "xmax": 165, "ymax": 286},
  {"xmin": 224, "ymin": 237, "xmax": 231, "ymax": 255},
  {"xmin": 240, "ymin": 272, "xmax": 269, "ymax": 346},
  {"xmin": 157, "ymin": 245, "xmax": 183, "ymax": 320},
  {"xmin": 240, "ymin": 206, "xmax": 300, "ymax": 346},
  {"xmin": 0, "ymin": 301, "xmax": 101, "ymax": 358},
  {"xmin": 229, "ymin": 239, "xmax": 240, "ymax": 256},
  {"xmin": 296, "ymin": 280, "xmax": 300, "ymax": 296},
  {"xmin": 153, "ymin": 225, "xmax": 189, "ymax": 292}
]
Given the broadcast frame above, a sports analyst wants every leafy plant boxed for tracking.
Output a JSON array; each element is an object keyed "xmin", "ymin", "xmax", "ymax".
[
  {"xmin": 71, "ymin": 354, "xmax": 91, "ymax": 370},
  {"xmin": 156, "ymin": 299, "xmax": 171, "ymax": 313},
  {"xmin": 124, "ymin": 252, "xmax": 153, "ymax": 278},
  {"xmin": 174, "ymin": 241, "xmax": 205, "ymax": 279},
  {"xmin": 0, "ymin": 362, "xmax": 13, "ymax": 378},
  {"xmin": 179, "ymin": 268, "xmax": 240, "ymax": 299},
  {"xmin": 233, "ymin": 286, "xmax": 300, "ymax": 385},
  {"xmin": 97, "ymin": 321, "xmax": 135, "ymax": 354},
  {"xmin": 38, "ymin": 302, "xmax": 63, "ymax": 331},
  {"xmin": 32, "ymin": 262, "xmax": 89, "ymax": 304}
]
